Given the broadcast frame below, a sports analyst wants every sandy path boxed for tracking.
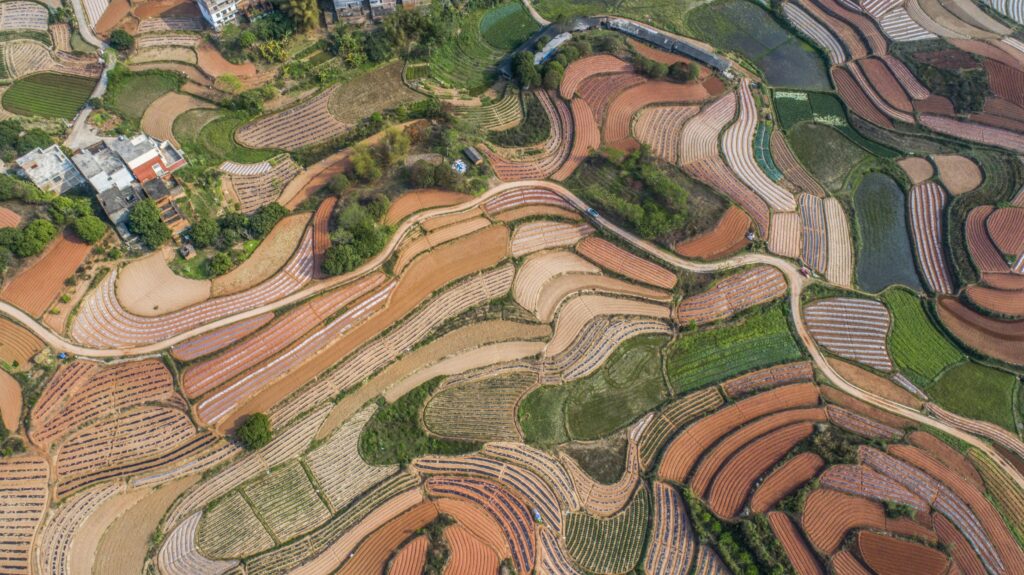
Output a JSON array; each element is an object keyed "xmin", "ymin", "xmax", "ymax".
[
  {"xmin": 211, "ymin": 213, "xmax": 310, "ymax": 297},
  {"xmin": 0, "ymin": 370, "xmax": 21, "ymax": 432},
  {"xmin": 142, "ymin": 92, "xmax": 215, "ymax": 147},
  {"xmin": 116, "ymin": 248, "xmax": 211, "ymax": 317}
]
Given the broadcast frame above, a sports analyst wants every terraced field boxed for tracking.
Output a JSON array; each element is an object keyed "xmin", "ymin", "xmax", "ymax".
[{"xmin": 3, "ymin": 72, "xmax": 94, "ymax": 118}]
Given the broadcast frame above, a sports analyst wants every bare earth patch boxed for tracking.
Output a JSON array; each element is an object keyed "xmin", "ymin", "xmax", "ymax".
[
  {"xmin": 828, "ymin": 358, "xmax": 923, "ymax": 409},
  {"xmin": 897, "ymin": 157, "xmax": 934, "ymax": 184},
  {"xmin": 196, "ymin": 41, "xmax": 256, "ymax": 78},
  {"xmin": 116, "ymin": 248, "xmax": 211, "ymax": 316},
  {"xmin": 932, "ymin": 154, "xmax": 983, "ymax": 194},
  {"xmin": 142, "ymin": 92, "xmax": 215, "ymax": 147},
  {"xmin": 0, "ymin": 370, "xmax": 22, "ymax": 432},
  {"xmin": 211, "ymin": 213, "xmax": 310, "ymax": 297},
  {"xmin": 385, "ymin": 189, "xmax": 472, "ymax": 225}
]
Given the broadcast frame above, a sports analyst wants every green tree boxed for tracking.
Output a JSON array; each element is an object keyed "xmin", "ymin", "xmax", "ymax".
[
  {"xmin": 328, "ymin": 173, "xmax": 350, "ymax": 196},
  {"xmin": 190, "ymin": 218, "xmax": 220, "ymax": 249},
  {"xmin": 406, "ymin": 159, "xmax": 436, "ymax": 188},
  {"xmin": 48, "ymin": 196, "xmax": 91, "ymax": 226},
  {"xmin": 542, "ymin": 62, "xmax": 564, "ymax": 90},
  {"xmin": 277, "ymin": 0, "xmax": 319, "ymax": 32},
  {"xmin": 379, "ymin": 128, "xmax": 410, "ymax": 167},
  {"xmin": 236, "ymin": 413, "xmax": 272, "ymax": 450},
  {"xmin": 350, "ymin": 144, "xmax": 382, "ymax": 182},
  {"xmin": 217, "ymin": 74, "xmax": 244, "ymax": 94},
  {"xmin": 129, "ymin": 200, "xmax": 171, "ymax": 249},
  {"xmin": 108, "ymin": 29, "xmax": 135, "ymax": 52},
  {"xmin": 207, "ymin": 252, "xmax": 234, "ymax": 276},
  {"xmin": 321, "ymin": 243, "xmax": 360, "ymax": 275},
  {"xmin": 73, "ymin": 215, "xmax": 106, "ymax": 243},
  {"xmin": 366, "ymin": 194, "xmax": 390, "ymax": 221},
  {"xmin": 247, "ymin": 203, "xmax": 288, "ymax": 238},
  {"xmin": 13, "ymin": 219, "xmax": 57, "ymax": 257},
  {"xmin": 513, "ymin": 52, "xmax": 541, "ymax": 88}
]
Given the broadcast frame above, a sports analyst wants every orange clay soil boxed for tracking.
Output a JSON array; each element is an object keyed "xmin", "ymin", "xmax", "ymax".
[
  {"xmin": 0, "ymin": 317, "xmax": 43, "ymax": 367},
  {"xmin": 857, "ymin": 531, "xmax": 948, "ymax": 575},
  {"xmin": 0, "ymin": 370, "xmax": 22, "ymax": 432},
  {"xmin": 827, "ymin": 358, "xmax": 923, "ymax": 409},
  {"xmin": 937, "ymin": 296, "xmax": 1024, "ymax": 366},
  {"xmin": 0, "ymin": 229, "xmax": 91, "ymax": 317},
  {"xmin": 385, "ymin": 190, "xmax": 472, "ymax": 225},
  {"xmin": 221, "ymin": 224, "xmax": 511, "ymax": 431}
]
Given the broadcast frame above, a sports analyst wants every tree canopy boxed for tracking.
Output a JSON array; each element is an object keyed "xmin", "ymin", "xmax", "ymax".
[
  {"xmin": 236, "ymin": 413, "xmax": 273, "ymax": 450},
  {"xmin": 129, "ymin": 200, "xmax": 172, "ymax": 249}
]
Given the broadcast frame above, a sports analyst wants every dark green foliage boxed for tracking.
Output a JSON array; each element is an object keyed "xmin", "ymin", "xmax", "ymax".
[
  {"xmin": 778, "ymin": 479, "xmax": 819, "ymax": 514},
  {"xmin": 73, "ymin": 215, "xmax": 106, "ymax": 243},
  {"xmin": 422, "ymin": 515, "xmax": 454, "ymax": 574},
  {"xmin": 0, "ymin": 421, "xmax": 25, "ymax": 458},
  {"xmin": 128, "ymin": 199, "xmax": 171, "ymax": 249},
  {"xmin": 806, "ymin": 424, "xmax": 864, "ymax": 465},
  {"xmin": 108, "ymin": 29, "xmax": 134, "ymax": 51},
  {"xmin": 885, "ymin": 501, "xmax": 917, "ymax": 519},
  {"xmin": 327, "ymin": 174, "xmax": 350, "ymax": 196},
  {"xmin": 891, "ymin": 40, "xmax": 989, "ymax": 114},
  {"xmin": 359, "ymin": 378, "xmax": 481, "ymax": 465},
  {"xmin": 247, "ymin": 203, "xmax": 288, "ymax": 238},
  {"xmin": 669, "ymin": 61, "xmax": 700, "ymax": 82},
  {"xmin": 634, "ymin": 55, "xmax": 668, "ymax": 78},
  {"xmin": 236, "ymin": 413, "xmax": 272, "ymax": 450},
  {"xmin": 225, "ymin": 85, "xmax": 278, "ymax": 116},
  {"xmin": 190, "ymin": 218, "xmax": 220, "ymax": 249},
  {"xmin": 47, "ymin": 196, "xmax": 92, "ymax": 226},
  {"xmin": 513, "ymin": 51, "xmax": 541, "ymax": 87},
  {"xmin": 0, "ymin": 219, "xmax": 57, "ymax": 258},
  {"xmin": 683, "ymin": 488, "xmax": 794, "ymax": 575},
  {"xmin": 207, "ymin": 252, "xmax": 234, "ymax": 276},
  {"xmin": 322, "ymin": 199, "xmax": 392, "ymax": 276},
  {"xmin": 488, "ymin": 91, "xmax": 551, "ymax": 147},
  {"xmin": 565, "ymin": 147, "xmax": 694, "ymax": 241},
  {"xmin": 0, "ymin": 173, "xmax": 49, "ymax": 203},
  {"xmin": 350, "ymin": 145, "xmax": 382, "ymax": 183}
]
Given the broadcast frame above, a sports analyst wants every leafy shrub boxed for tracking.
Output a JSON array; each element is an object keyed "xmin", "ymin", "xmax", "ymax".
[
  {"xmin": 236, "ymin": 413, "xmax": 272, "ymax": 450},
  {"xmin": 128, "ymin": 199, "xmax": 171, "ymax": 249},
  {"xmin": 73, "ymin": 215, "xmax": 106, "ymax": 243}
]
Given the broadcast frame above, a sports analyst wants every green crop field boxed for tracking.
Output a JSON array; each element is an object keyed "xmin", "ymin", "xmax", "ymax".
[
  {"xmin": 104, "ymin": 70, "xmax": 181, "ymax": 123},
  {"xmin": 479, "ymin": 2, "xmax": 540, "ymax": 51},
  {"xmin": 533, "ymin": 0, "xmax": 699, "ymax": 36},
  {"xmin": 882, "ymin": 288, "xmax": 964, "ymax": 388},
  {"xmin": 787, "ymin": 122, "xmax": 868, "ymax": 192},
  {"xmin": 565, "ymin": 485, "xmax": 650, "ymax": 573},
  {"xmin": 854, "ymin": 173, "xmax": 922, "ymax": 293},
  {"xmin": 686, "ymin": 0, "xmax": 829, "ymax": 89},
  {"xmin": 666, "ymin": 304, "xmax": 803, "ymax": 393},
  {"xmin": 427, "ymin": 7, "xmax": 506, "ymax": 94},
  {"xmin": 519, "ymin": 335, "xmax": 669, "ymax": 443},
  {"xmin": 195, "ymin": 113, "xmax": 278, "ymax": 164},
  {"xmin": 929, "ymin": 362, "xmax": 1018, "ymax": 431},
  {"xmin": 3, "ymin": 73, "xmax": 95, "ymax": 119}
]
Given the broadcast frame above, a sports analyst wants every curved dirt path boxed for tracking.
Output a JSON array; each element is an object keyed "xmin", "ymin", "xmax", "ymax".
[{"xmin": 2, "ymin": 189, "xmax": 1022, "ymax": 489}]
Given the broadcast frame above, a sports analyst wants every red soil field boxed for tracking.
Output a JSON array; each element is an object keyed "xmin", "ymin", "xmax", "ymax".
[
  {"xmin": 133, "ymin": 0, "xmax": 197, "ymax": 18},
  {"xmin": 858, "ymin": 531, "xmax": 948, "ymax": 575},
  {"xmin": 684, "ymin": 158, "xmax": 770, "ymax": 237},
  {"xmin": 908, "ymin": 431, "xmax": 984, "ymax": 491},
  {"xmin": 1, "ymin": 229, "xmax": 90, "ymax": 317},
  {"xmin": 692, "ymin": 408, "xmax": 825, "ymax": 496},
  {"xmin": 197, "ymin": 41, "xmax": 256, "ymax": 78},
  {"xmin": 658, "ymin": 383, "xmax": 819, "ymax": 483},
  {"xmin": 984, "ymin": 59, "xmax": 1024, "ymax": 109},
  {"xmin": 966, "ymin": 206, "xmax": 1009, "ymax": 274},
  {"xmin": 832, "ymin": 67, "xmax": 893, "ymax": 128},
  {"xmin": 443, "ymin": 524, "xmax": 500, "ymax": 575},
  {"xmin": 933, "ymin": 512, "xmax": 986, "ymax": 575},
  {"xmin": 559, "ymin": 54, "xmax": 632, "ymax": 100},
  {"xmin": 484, "ymin": 91, "xmax": 572, "ymax": 181},
  {"xmin": 577, "ymin": 72, "xmax": 646, "ymax": 124},
  {"xmin": 966, "ymin": 285, "xmax": 1024, "ymax": 317},
  {"xmin": 831, "ymin": 549, "xmax": 873, "ymax": 575},
  {"xmin": 950, "ymin": 39, "xmax": 1023, "ymax": 69},
  {"xmin": 813, "ymin": 0, "xmax": 887, "ymax": 53},
  {"xmin": 750, "ymin": 452, "xmax": 825, "ymax": 513},
  {"xmin": 986, "ymin": 207, "xmax": 1024, "ymax": 256},
  {"xmin": 552, "ymin": 98, "xmax": 599, "ymax": 181},
  {"xmin": 706, "ymin": 422, "xmax": 815, "ymax": 518},
  {"xmin": 674, "ymin": 206, "xmax": 751, "ymax": 260},
  {"xmin": 385, "ymin": 190, "xmax": 471, "ymax": 225},
  {"xmin": 799, "ymin": 0, "xmax": 869, "ymax": 59},
  {"xmin": 170, "ymin": 312, "xmax": 275, "ymax": 362},
  {"xmin": 802, "ymin": 489, "xmax": 885, "ymax": 553},
  {"xmin": 721, "ymin": 361, "xmax": 814, "ymax": 399},
  {"xmin": 184, "ymin": 273, "xmax": 386, "ymax": 399},
  {"xmin": 0, "ymin": 207, "xmax": 20, "ymax": 228},
  {"xmin": 312, "ymin": 196, "xmax": 337, "ymax": 277},
  {"xmin": 937, "ymin": 296, "xmax": 1024, "ymax": 365},
  {"xmin": 223, "ymin": 225, "xmax": 510, "ymax": 430},
  {"xmin": 0, "ymin": 317, "xmax": 43, "ymax": 367},
  {"xmin": 820, "ymin": 385, "xmax": 913, "ymax": 430},
  {"xmin": 388, "ymin": 535, "xmax": 427, "ymax": 575},
  {"xmin": 603, "ymin": 80, "xmax": 713, "ymax": 150},
  {"xmin": 576, "ymin": 237, "xmax": 677, "ymax": 289},
  {"xmin": 859, "ymin": 58, "xmax": 913, "ymax": 113},
  {"xmin": 914, "ymin": 95, "xmax": 956, "ymax": 116},
  {"xmin": 433, "ymin": 498, "xmax": 511, "ymax": 560},
  {"xmin": 629, "ymin": 39, "xmax": 689, "ymax": 66},
  {"xmin": 337, "ymin": 502, "xmax": 438, "ymax": 575},
  {"xmin": 767, "ymin": 512, "xmax": 823, "ymax": 575},
  {"xmin": 94, "ymin": 0, "xmax": 130, "ymax": 35},
  {"xmin": 879, "ymin": 55, "xmax": 930, "ymax": 100},
  {"xmin": 888, "ymin": 443, "xmax": 1024, "ymax": 573}
]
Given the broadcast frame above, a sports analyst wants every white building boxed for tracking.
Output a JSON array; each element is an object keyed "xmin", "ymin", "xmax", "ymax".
[
  {"xmin": 14, "ymin": 145, "xmax": 85, "ymax": 195},
  {"xmin": 195, "ymin": 0, "xmax": 238, "ymax": 30}
]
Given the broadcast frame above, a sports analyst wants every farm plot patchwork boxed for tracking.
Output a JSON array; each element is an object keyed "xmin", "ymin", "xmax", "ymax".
[
  {"xmin": 564, "ymin": 485, "xmax": 649, "ymax": 574},
  {"xmin": 426, "ymin": 7, "xmax": 506, "ymax": 94},
  {"xmin": 882, "ymin": 288, "xmax": 964, "ymax": 388},
  {"xmin": 804, "ymin": 297, "xmax": 893, "ymax": 371}
]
